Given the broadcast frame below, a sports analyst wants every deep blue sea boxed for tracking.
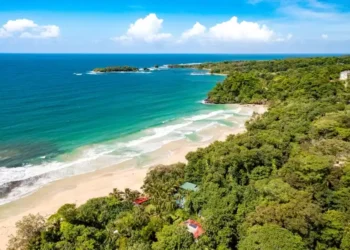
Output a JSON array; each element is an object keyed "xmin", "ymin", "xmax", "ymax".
[{"xmin": 0, "ymin": 53, "xmax": 335, "ymax": 204}]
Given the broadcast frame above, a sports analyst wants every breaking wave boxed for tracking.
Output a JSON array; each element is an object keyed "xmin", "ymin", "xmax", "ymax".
[{"xmin": 0, "ymin": 107, "xmax": 252, "ymax": 205}]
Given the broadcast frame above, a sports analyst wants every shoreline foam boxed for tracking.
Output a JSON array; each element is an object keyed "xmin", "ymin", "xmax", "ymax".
[
  {"xmin": 0, "ymin": 106, "xmax": 253, "ymax": 206},
  {"xmin": 0, "ymin": 104, "xmax": 266, "ymax": 249}
]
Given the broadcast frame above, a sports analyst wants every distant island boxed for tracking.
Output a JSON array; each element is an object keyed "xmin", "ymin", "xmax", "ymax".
[
  {"xmin": 93, "ymin": 66, "xmax": 139, "ymax": 73},
  {"xmin": 93, "ymin": 65, "xmax": 161, "ymax": 73}
]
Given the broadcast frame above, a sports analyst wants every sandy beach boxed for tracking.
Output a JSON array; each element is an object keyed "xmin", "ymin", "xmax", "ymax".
[{"xmin": 0, "ymin": 104, "xmax": 266, "ymax": 250}]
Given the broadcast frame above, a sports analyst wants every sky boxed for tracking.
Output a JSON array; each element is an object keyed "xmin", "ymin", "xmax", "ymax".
[{"xmin": 0, "ymin": 0, "xmax": 349, "ymax": 53}]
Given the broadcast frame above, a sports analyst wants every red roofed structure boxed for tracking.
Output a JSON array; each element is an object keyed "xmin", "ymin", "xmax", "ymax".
[
  {"xmin": 184, "ymin": 219, "xmax": 205, "ymax": 239},
  {"xmin": 133, "ymin": 197, "xmax": 149, "ymax": 205}
]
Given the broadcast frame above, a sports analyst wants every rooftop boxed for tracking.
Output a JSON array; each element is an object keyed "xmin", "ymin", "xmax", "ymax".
[
  {"xmin": 133, "ymin": 197, "xmax": 149, "ymax": 205},
  {"xmin": 180, "ymin": 182, "xmax": 199, "ymax": 191},
  {"xmin": 184, "ymin": 219, "xmax": 205, "ymax": 239},
  {"xmin": 340, "ymin": 70, "xmax": 350, "ymax": 80}
]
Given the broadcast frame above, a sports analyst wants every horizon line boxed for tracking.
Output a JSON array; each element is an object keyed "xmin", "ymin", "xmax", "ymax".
[{"xmin": 0, "ymin": 52, "xmax": 348, "ymax": 55}]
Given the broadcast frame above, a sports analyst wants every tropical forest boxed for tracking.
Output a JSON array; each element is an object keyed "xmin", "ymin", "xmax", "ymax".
[{"xmin": 8, "ymin": 55, "xmax": 350, "ymax": 250}]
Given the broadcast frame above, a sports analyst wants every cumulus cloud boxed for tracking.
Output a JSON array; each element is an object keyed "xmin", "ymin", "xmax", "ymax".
[
  {"xmin": 209, "ymin": 17, "xmax": 275, "ymax": 42},
  {"xmin": 0, "ymin": 19, "xmax": 60, "ymax": 39},
  {"xmin": 112, "ymin": 15, "xmax": 290, "ymax": 46},
  {"xmin": 112, "ymin": 13, "xmax": 172, "ymax": 43},
  {"xmin": 321, "ymin": 34, "xmax": 328, "ymax": 39},
  {"xmin": 3, "ymin": 19, "xmax": 37, "ymax": 32},
  {"xmin": 179, "ymin": 17, "xmax": 285, "ymax": 44},
  {"xmin": 181, "ymin": 22, "xmax": 206, "ymax": 40}
]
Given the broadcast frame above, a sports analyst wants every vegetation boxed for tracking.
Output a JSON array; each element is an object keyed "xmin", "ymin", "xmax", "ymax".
[
  {"xmin": 8, "ymin": 56, "xmax": 350, "ymax": 250},
  {"xmin": 93, "ymin": 66, "xmax": 139, "ymax": 73}
]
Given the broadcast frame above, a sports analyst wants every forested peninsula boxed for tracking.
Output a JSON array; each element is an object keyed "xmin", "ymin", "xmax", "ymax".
[
  {"xmin": 93, "ymin": 66, "xmax": 140, "ymax": 73},
  {"xmin": 9, "ymin": 56, "xmax": 350, "ymax": 250}
]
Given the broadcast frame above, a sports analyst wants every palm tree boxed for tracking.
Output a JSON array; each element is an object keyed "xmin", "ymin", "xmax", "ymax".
[
  {"xmin": 124, "ymin": 188, "xmax": 140, "ymax": 203},
  {"xmin": 109, "ymin": 188, "xmax": 124, "ymax": 201}
]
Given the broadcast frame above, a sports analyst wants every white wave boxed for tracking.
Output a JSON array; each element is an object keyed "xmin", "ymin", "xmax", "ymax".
[
  {"xmin": 198, "ymin": 99, "xmax": 209, "ymax": 105},
  {"xmin": 0, "ymin": 122, "xmax": 193, "ymax": 189},
  {"xmin": 212, "ymin": 114, "xmax": 232, "ymax": 120},
  {"xmin": 148, "ymin": 65, "xmax": 168, "ymax": 71},
  {"xmin": 158, "ymin": 65, "xmax": 169, "ymax": 69},
  {"xmin": 73, "ymin": 73, "xmax": 83, "ymax": 76},
  {"xmin": 0, "ymin": 147, "xmax": 115, "ymax": 187},
  {"xmin": 86, "ymin": 71, "xmax": 101, "ymax": 75},
  {"xmin": 184, "ymin": 110, "xmax": 225, "ymax": 121},
  {"xmin": 190, "ymin": 72, "xmax": 210, "ymax": 76},
  {"xmin": 0, "ymin": 107, "xmax": 254, "ymax": 205},
  {"xmin": 0, "ymin": 121, "xmax": 195, "ymax": 205},
  {"xmin": 126, "ymin": 122, "xmax": 192, "ymax": 148}
]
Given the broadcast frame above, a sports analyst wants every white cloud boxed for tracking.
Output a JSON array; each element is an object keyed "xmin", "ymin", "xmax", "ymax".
[
  {"xmin": 208, "ymin": 16, "xmax": 275, "ymax": 42},
  {"xmin": 20, "ymin": 25, "xmax": 60, "ymax": 39},
  {"xmin": 178, "ymin": 17, "xmax": 287, "ymax": 44},
  {"xmin": 0, "ymin": 19, "xmax": 60, "ymax": 39},
  {"xmin": 112, "ymin": 13, "xmax": 172, "ymax": 43},
  {"xmin": 321, "ymin": 34, "xmax": 328, "ymax": 39},
  {"xmin": 3, "ymin": 19, "xmax": 37, "ymax": 32},
  {"xmin": 39, "ymin": 25, "xmax": 60, "ymax": 38},
  {"xmin": 181, "ymin": 22, "xmax": 206, "ymax": 40}
]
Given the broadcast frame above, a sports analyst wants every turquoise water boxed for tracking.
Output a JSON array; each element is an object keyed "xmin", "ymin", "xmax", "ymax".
[{"xmin": 0, "ymin": 53, "xmax": 333, "ymax": 204}]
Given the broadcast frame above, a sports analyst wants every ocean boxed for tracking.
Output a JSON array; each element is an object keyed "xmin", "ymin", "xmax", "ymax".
[{"xmin": 0, "ymin": 53, "xmax": 331, "ymax": 205}]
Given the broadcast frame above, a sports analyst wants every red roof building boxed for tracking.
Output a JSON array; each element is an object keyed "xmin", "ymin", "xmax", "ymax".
[
  {"xmin": 184, "ymin": 219, "xmax": 205, "ymax": 239},
  {"xmin": 133, "ymin": 197, "xmax": 149, "ymax": 205}
]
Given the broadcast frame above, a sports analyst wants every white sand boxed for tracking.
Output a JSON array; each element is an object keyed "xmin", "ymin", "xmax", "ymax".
[{"xmin": 0, "ymin": 104, "xmax": 267, "ymax": 250}]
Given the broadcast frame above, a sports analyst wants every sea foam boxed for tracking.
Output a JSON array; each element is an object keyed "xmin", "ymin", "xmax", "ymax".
[
  {"xmin": 184, "ymin": 110, "xmax": 225, "ymax": 121},
  {"xmin": 190, "ymin": 72, "xmax": 210, "ymax": 76},
  {"xmin": 0, "ymin": 107, "xmax": 249, "ymax": 205}
]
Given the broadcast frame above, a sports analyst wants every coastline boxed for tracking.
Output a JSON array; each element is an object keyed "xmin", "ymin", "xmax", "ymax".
[
  {"xmin": 0, "ymin": 104, "xmax": 267, "ymax": 250},
  {"xmin": 203, "ymin": 67, "xmax": 228, "ymax": 76}
]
